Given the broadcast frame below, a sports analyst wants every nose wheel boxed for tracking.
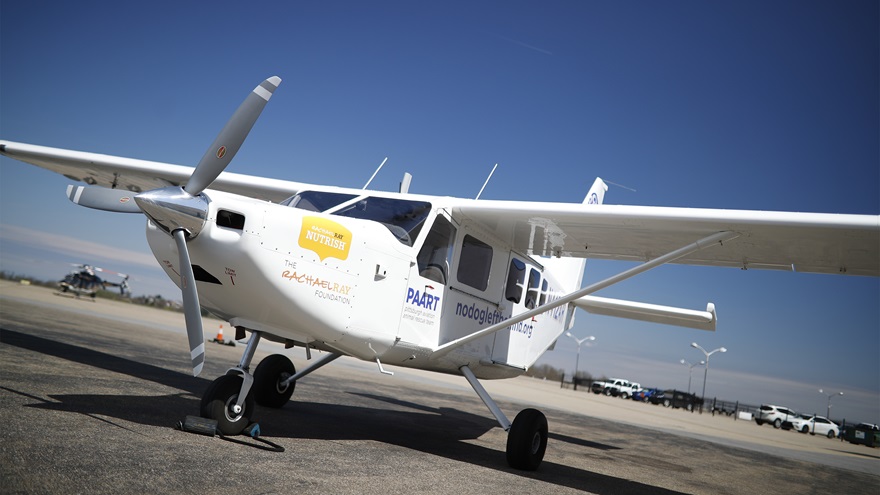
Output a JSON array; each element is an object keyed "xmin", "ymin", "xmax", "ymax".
[{"xmin": 200, "ymin": 374, "xmax": 255, "ymax": 435}]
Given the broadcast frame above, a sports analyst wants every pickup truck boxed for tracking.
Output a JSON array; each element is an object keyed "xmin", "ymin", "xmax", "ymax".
[
  {"xmin": 649, "ymin": 389, "xmax": 704, "ymax": 412},
  {"xmin": 590, "ymin": 378, "xmax": 643, "ymax": 399}
]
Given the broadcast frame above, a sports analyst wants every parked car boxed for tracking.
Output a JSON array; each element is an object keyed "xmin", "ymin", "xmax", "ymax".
[
  {"xmin": 755, "ymin": 404, "xmax": 798, "ymax": 429},
  {"xmin": 632, "ymin": 388, "xmax": 661, "ymax": 402},
  {"xmin": 783, "ymin": 415, "xmax": 840, "ymax": 438},
  {"xmin": 590, "ymin": 378, "xmax": 642, "ymax": 399},
  {"xmin": 649, "ymin": 390, "xmax": 703, "ymax": 411}
]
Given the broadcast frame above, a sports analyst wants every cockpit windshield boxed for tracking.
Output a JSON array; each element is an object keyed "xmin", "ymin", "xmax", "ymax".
[
  {"xmin": 281, "ymin": 191, "xmax": 432, "ymax": 247},
  {"xmin": 334, "ymin": 197, "xmax": 432, "ymax": 246},
  {"xmin": 280, "ymin": 191, "xmax": 358, "ymax": 212}
]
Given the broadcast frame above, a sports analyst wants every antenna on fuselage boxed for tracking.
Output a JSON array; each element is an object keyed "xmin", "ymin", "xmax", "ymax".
[
  {"xmin": 475, "ymin": 163, "xmax": 498, "ymax": 200},
  {"xmin": 399, "ymin": 172, "xmax": 413, "ymax": 194},
  {"xmin": 362, "ymin": 157, "xmax": 388, "ymax": 190}
]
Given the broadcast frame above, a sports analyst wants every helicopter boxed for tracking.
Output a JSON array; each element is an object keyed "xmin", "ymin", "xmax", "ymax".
[{"xmin": 58, "ymin": 264, "xmax": 131, "ymax": 299}]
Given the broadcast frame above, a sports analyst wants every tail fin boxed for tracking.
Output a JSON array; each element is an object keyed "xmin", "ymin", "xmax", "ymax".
[{"xmin": 584, "ymin": 177, "xmax": 608, "ymax": 205}]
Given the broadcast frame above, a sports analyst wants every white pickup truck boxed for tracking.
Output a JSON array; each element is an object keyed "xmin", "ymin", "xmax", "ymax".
[{"xmin": 590, "ymin": 378, "xmax": 643, "ymax": 399}]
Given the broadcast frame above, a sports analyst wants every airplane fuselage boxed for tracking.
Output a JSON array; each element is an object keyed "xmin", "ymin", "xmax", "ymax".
[{"xmin": 145, "ymin": 189, "xmax": 578, "ymax": 379}]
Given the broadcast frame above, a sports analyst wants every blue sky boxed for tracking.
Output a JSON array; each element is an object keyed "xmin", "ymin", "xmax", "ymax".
[{"xmin": 1, "ymin": 1, "xmax": 878, "ymax": 423}]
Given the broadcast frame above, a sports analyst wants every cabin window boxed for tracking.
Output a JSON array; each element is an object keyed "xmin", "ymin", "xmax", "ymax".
[
  {"xmin": 417, "ymin": 215, "xmax": 456, "ymax": 285},
  {"xmin": 505, "ymin": 259, "xmax": 525, "ymax": 303},
  {"xmin": 539, "ymin": 279, "xmax": 548, "ymax": 306},
  {"xmin": 457, "ymin": 235, "xmax": 492, "ymax": 291},
  {"xmin": 280, "ymin": 191, "xmax": 357, "ymax": 212},
  {"xmin": 334, "ymin": 197, "xmax": 431, "ymax": 247},
  {"xmin": 525, "ymin": 268, "xmax": 541, "ymax": 309}
]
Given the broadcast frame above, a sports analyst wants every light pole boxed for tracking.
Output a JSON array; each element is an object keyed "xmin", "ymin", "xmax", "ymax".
[
  {"xmin": 819, "ymin": 389, "xmax": 843, "ymax": 419},
  {"xmin": 691, "ymin": 342, "xmax": 727, "ymax": 406},
  {"xmin": 680, "ymin": 359, "xmax": 705, "ymax": 395},
  {"xmin": 565, "ymin": 332, "xmax": 595, "ymax": 390}
]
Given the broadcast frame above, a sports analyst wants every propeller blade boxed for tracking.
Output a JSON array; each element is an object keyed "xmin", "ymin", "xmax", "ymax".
[
  {"xmin": 185, "ymin": 76, "xmax": 282, "ymax": 195},
  {"xmin": 66, "ymin": 185, "xmax": 142, "ymax": 213},
  {"xmin": 173, "ymin": 229, "xmax": 205, "ymax": 377}
]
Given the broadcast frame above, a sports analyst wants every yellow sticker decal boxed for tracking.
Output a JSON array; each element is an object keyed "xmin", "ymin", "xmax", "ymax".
[{"xmin": 299, "ymin": 217, "xmax": 352, "ymax": 261}]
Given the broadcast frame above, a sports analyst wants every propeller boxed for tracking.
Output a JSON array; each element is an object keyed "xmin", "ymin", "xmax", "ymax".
[
  {"xmin": 66, "ymin": 76, "xmax": 282, "ymax": 375},
  {"xmin": 185, "ymin": 76, "xmax": 281, "ymax": 196},
  {"xmin": 174, "ymin": 229, "xmax": 205, "ymax": 376},
  {"xmin": 66, "ymin": 185, "xmax": 142, "ymax": 213}
]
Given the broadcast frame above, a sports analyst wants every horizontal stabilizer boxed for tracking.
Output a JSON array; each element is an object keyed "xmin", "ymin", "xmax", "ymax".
[
  {"xmin": 573, "ymin": 295, "xmax": 716, "ymax": 331},
  {"xmin": 66, "ymin": 185, "xmax": 142, "ymax": 213}
]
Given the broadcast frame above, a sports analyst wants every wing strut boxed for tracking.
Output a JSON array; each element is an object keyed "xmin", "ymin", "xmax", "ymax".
[
  {"xmin": 461, "ymin": 365, "xmax": 511, "ymax": 430},
  {"xmin": 431, "ymin": 230, "xmax": 739, "ymax": 359}
]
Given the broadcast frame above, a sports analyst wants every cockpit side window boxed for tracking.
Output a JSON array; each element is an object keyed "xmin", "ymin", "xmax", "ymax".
[
  {"xmin": 457, "ymin": 235, "xmax": 493, "ymax": 291},
  {"xmin": 417, "ymin": 215, "xmax": 456, "ymax": 285},
  {"xmin": 280, "ymin": 191, "xmax": 358, "ymax": 211},
  {"xmin": 333, "ymin": 197, "xmax": 432, "ymax": 247}
]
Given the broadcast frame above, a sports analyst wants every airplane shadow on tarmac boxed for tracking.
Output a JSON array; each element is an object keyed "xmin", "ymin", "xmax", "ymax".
[{"xmin": 2, "ymin": 328, "xmax": 687, "ymax": 495}]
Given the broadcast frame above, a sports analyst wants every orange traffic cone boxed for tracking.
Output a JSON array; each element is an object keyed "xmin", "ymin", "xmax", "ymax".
[{"xmin": 215, "ymin": 325, "xmax": 224, "ymax": 343}]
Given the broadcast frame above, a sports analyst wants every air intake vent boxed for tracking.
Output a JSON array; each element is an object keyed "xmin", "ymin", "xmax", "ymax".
[{"xmin": 217, "ymin": 210, "xmax": 245, "ymax": 230}]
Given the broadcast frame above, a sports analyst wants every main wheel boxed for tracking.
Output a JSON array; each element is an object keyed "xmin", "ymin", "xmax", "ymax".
[
  {"xmin": 200, "ymin": 374, "xmax": 255, "ymax": 435},
  {"xmin": 253, "ymin": 354, "xmax": 296, "ymax": 408},
  {"xmin": 506, "ymin": 408, "xmax": 548, "ymax": 471}
]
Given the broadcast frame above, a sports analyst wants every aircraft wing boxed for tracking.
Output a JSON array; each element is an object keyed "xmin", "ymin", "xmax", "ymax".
[
  {"xmin": 452, "ymin": 200, "xmax": 880, "ymax": 276},
  {"xmin": 0, "ymin": 141, "xmax": 306, "ymax": 203}
]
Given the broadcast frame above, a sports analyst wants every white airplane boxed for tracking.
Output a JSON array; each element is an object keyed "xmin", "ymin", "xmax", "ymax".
[{"xmin": 2, "ymin": 76, "xmax": 877, "ymax": 470}]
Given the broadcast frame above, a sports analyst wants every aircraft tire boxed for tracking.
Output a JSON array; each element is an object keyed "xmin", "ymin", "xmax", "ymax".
[
  {"xmin": 253, "ymin": 354, "xmax": 296, "ymax": 408},
  {"xmin": 200, "ymin": 374, "xmax": 254, "ymax": 435},
  {"xmin": 506, "ymin": 408, "xmax": 548, "ymax": 471}
]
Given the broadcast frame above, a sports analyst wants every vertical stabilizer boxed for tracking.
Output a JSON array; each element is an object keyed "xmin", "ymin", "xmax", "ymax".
[{"xmin": 583, "ymin": 177, "xmax": 608, "ymax": 205}]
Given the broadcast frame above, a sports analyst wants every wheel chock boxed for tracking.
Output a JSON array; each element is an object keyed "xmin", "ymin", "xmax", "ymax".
[
  {"xmin": 243, "ymin": 422, "xmax": 261, "ymax": 438},
  {"xmin": 177, "ymin": 415, "xmax": 218, "ymax": 436}
]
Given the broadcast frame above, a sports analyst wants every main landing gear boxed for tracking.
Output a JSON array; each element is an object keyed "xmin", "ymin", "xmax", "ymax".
[
  {"xmin": 200, "ymin": 332, "xmax": 546, "ymax": 470},
  {"xmin": 461, "ymin": 365, "xmax": 548, "ymax": 470}
]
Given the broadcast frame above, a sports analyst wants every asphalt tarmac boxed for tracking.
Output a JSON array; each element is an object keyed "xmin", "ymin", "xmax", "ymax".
[{"xmin": 1, "ymin": 281, "xmax": 878, "ymax": 494}]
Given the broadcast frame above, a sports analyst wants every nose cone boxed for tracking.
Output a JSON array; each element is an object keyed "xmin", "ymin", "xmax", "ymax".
[{"xmin": 135, "ymin": 186, "xmax": 209, "ymax": 238}]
